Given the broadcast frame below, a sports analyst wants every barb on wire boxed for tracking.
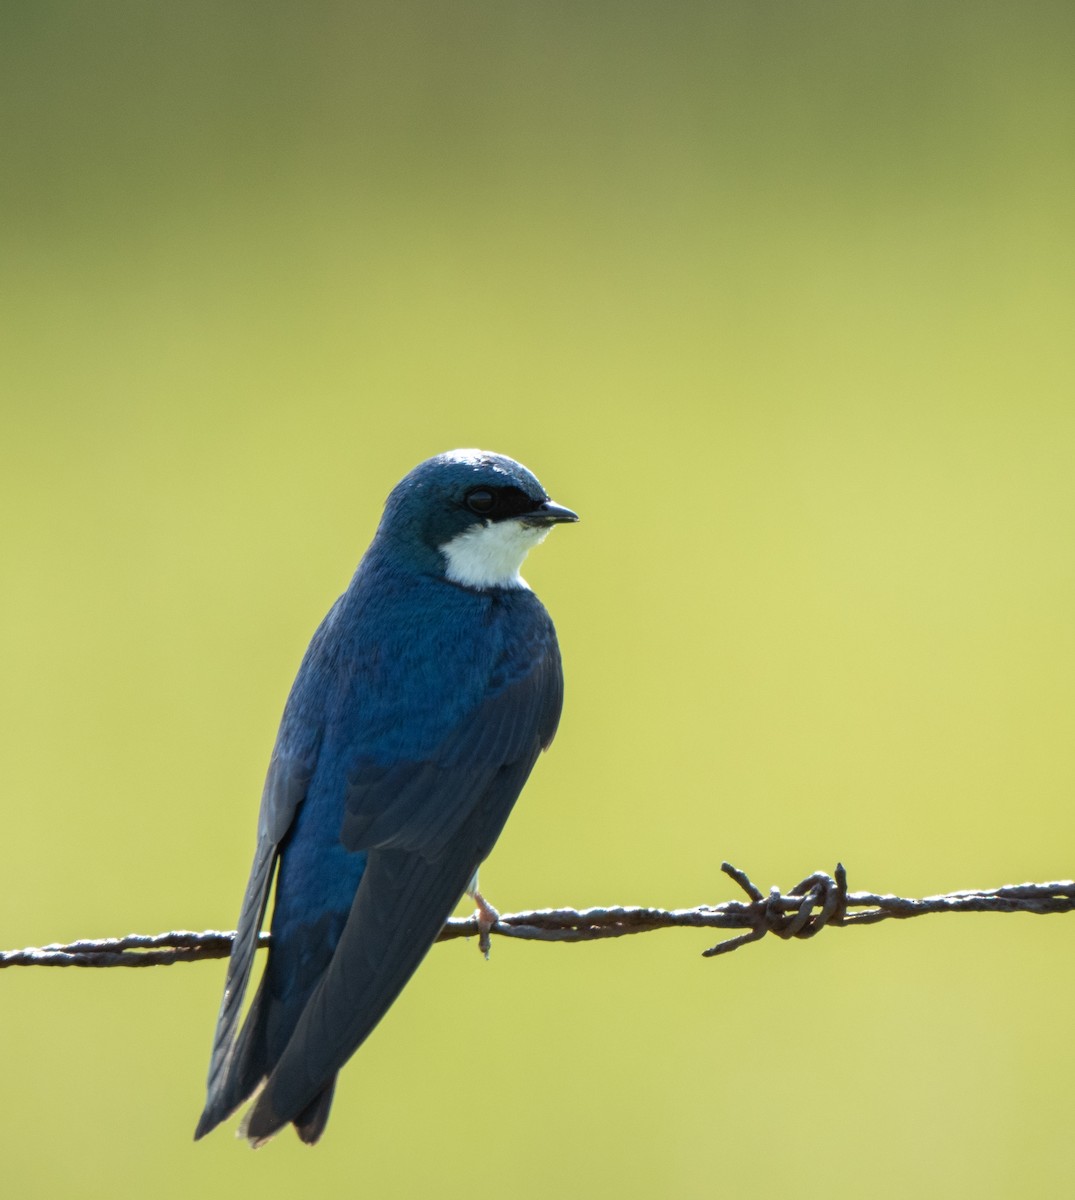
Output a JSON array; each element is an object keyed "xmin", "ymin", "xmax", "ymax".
[{"xmin": 2, "ymin": 862, "xmax": 1074, "ymax": 969}]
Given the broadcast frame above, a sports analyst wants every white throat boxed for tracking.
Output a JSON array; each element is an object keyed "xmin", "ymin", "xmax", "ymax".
[{"xmin": 439, "ymin": 519, "xmax": 550, "ymax": 590}]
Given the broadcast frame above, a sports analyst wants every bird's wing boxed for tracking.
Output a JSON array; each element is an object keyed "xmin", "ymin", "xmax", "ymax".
[
  {"xmin": 340, "ymin": 638, "xmax": 564, "ymax": 857},
  {"xmin": 195, "ymin": 748, "xmax": 315, "ymax": 1138},
  {"xmin": 240, "ymin": 637, "xmax": 564, "ymax": 1144},
  {"xmin": 196, "ymin": 602, "xmax": 344, "ymax": 1138}
]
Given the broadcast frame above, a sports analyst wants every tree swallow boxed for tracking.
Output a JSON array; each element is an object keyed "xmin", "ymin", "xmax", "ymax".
[{"xmin": 194, "ymin": 450, "xmax": 577, "ymax": 1146}]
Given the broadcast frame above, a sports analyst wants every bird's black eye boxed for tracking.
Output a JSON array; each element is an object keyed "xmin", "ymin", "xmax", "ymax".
[{"xmin": 466, "ymin": 488, "xmax": 496, "ymax": 514}]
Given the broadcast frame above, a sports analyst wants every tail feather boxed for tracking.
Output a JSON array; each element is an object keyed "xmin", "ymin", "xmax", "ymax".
[
  {"xmin": 240, "ymin": 841, "xmax": 479, "ymax": 1143},
  {"xmin": 294, "ymin": 1078, "xmax": 338, "ymax": 1145}
]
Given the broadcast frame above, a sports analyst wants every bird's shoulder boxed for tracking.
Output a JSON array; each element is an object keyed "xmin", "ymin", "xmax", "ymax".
[
  {"xmin": 257, "ymin": 564, "xmax": 561, "ymax": 857},
  {"xmin": 270, "ymin": 562, "xmax": 556, "ymax": 769}
]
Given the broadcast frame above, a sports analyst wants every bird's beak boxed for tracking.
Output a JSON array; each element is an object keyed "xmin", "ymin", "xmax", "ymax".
[{"xmin": 525, "ymin": 500, "xmax": 579, "ymax": 526}]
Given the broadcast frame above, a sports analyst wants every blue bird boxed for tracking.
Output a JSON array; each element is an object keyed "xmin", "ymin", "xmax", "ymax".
[{"xmin": 194, "ymin": 450, "xmax": 576, "ymax": 1146}]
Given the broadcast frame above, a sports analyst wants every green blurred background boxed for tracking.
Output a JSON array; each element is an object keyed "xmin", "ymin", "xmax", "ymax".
[{"xmin": 3, "ymin": 2, "xmax": 1074, "ymax": 1196}]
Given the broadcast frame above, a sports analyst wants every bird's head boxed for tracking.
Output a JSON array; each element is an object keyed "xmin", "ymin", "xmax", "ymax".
[{"xmin": 375, "ymin": 449, "xmax": 578, "ymax": 589}]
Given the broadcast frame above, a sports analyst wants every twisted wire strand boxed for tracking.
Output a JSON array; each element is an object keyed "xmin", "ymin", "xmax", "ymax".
[{"xmin": 3, "ymin": 863, "xmax": 1073, "ymax": 968}]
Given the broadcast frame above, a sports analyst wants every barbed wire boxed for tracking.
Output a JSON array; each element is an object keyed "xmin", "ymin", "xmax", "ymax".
[{"xmin": 4, "ymin": 862, "xmax": 1074, "ymax": 970}]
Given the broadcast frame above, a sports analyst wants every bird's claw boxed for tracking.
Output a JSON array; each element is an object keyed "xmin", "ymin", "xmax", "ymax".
[{"xmin": 472, "ymin": 891, "xmax": 500, "ymax": 959}]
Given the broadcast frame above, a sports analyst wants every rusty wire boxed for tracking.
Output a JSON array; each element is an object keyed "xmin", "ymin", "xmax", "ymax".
[{"xmin": 3, "ymin": 862, "xmax": 1073, "ymax": 969}]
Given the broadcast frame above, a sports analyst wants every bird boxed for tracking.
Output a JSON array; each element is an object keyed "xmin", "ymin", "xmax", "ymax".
[{"xmin": 194, "ymin": 449, "xmax": 577, "ymax": 1146}]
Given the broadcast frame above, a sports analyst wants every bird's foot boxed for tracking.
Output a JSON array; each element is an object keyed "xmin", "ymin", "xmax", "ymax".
[{"xmin": 472, "ymin": 890, "xmax": 500, "ymax": 960}]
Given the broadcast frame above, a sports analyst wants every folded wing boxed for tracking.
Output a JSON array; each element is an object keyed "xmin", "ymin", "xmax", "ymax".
[{"xmin": 240, "ymin": 637, "xmax": 563, "ymax": 1144}]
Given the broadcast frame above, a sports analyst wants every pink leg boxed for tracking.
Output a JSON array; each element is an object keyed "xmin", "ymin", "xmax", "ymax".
[{"xmin": 472, "ymin": 890, "xmax": 500, "ymax": 959}]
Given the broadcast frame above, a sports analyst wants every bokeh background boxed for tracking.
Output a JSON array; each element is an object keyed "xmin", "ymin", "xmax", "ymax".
[{"xmin": 3, "ymin": 3, "xmax": 1074, "ymax": 1196}]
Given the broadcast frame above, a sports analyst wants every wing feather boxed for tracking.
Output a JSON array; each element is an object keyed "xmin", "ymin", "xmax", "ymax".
[
  {"xmin": 194, "ymin": 750, "xmax": 315, "ymax": 1138},
  {"xmin": 199, "ymin": 590, "xmax": 564, "ymax": 1144},
  {"xmin": 244, "ymin": 638, "xmax": 563, "ymax": 1142},
  {"xmin": 340, "ymin": 639, "xmax": 562, "ymax": 856}
]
